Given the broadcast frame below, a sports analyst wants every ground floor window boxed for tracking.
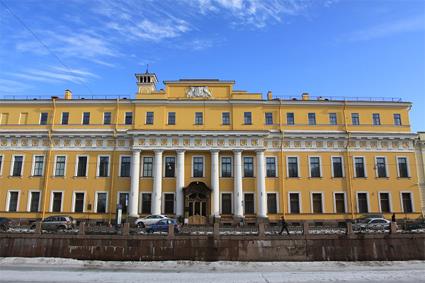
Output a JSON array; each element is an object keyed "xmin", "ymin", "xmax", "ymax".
[
  {"xmin": 312, "ymin": 193, "xmax": 323, "ymax": 213},
  {"xmin": 164, "ymin": 193, "xmax": 175, "ymax": 214},
  {"xmin": 52, "ymin": 192, "xmax": 62, "ymax": 212},
  {"xmin": 289, "ymin": 193, "xmax": 300, "ymax": 214},
  {"xmin": 96, "ymin": 192, "xmax": 107, "ymax": 213},
  {"xmin": 267, "ymin": 193, "xmax": 277, "ymax": 214},
  {"xmin": 8, "ymin": 191, "xmax": 19, "ymax": 212},
  {"xmin": 244, "ymin": 193, "xmax": 255, "ymax": 214},
  {"xmin": 334, "ymin": 193, "xmax": 345, "ymax": 213},
  {"xmin": 141, "ymin": 193, "xmax": 151, "ymax": 214},
  {"xmin": 379, "ymin": 192, "xmax": 391, "ymax": 213},
  {"xmin": 118, "ymin": 192, "xmax": 129, "ymax": 214},
  {"xmin": 29, "ymin": 191, "xmax": 40, "ymax": 212},
  {"xmin": 401, "ymin": 192, "xmax": 413, "ymax": 213},
  {"xmin": 357, "ymin": 193, "xmax": 368, "ymax": 213},
  {"xmin": 74, "ymin": 192, "xmax": 85, "ymax": 213},
  {"xmin": 221, "ymin": 193, "xmax": 232, "ymax": 214}
]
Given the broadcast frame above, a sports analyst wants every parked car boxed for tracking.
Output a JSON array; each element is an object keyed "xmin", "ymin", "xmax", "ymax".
[
  {"xmin": 353, "ymin": 217, "xmax": 391, "ymax": 231},
  {"xmin": 135, "ymin": 215, "xmax": 169, "ymax": 228},
  {"xmin": 404, "ymin": 220, "xmax": 425, "ymax": 231},
  {"xmin": 0, "ymin": 217, "xmax": 11, "ymax": 231},
  {"xmin": 145, "ymin": 219, "xmax": 181, "ymax": 234},
  {"xmin": 30, "ymin": 216, "xmax": 76, "ymax": 231}
]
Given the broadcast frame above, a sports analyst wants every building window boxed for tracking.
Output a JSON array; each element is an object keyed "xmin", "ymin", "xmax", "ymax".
[
  {"xmin": 82, "ymin": 112, "xmax": 90, "ymax": 125},
  {"xmin": 125, "ymin": 112, "xmax": 133, "ymax": 125},
  {"xmin": 8, "ymin": 191, "xmax": 19, "ymax": 212},
  {"xmin": 267, "ymin": 193, "xmax": 278, "ymax": 214},
  {"xmin": 19, "ymin": 112, "xmax": 28, "ymax": 124},
  {"xmin": 221, "ymin": 193, "xmax": 232, "ymax": 214},
  {"xmin": 357, "ymin": 193, "xmax": 369, "ymax": 213},
  {"xmin": 329, "ymin": 113, "xmax": 337, "ymax": 125},
  {"xmin": 55, "ymin": 156, "xmax": 66, "ymax": 177},
  {"xmin": 146, "ymin": 112, "xmax": 154, "ymax": 125},
  {"xmin": 164, "ymin": 193, "xmax": 175, "ymax": 214},
  {"xmin": 12, "ymin": 156, "xmax": 23, "ymax": 177},
  {"xmin": 379, "ymin": 193, "xmax": 391, "ymax": 213},
  {"xmin": 74, "ymin": 192, "xmax": 85, "ymax": 213},
  {"xmin": 40, "ymin": 112, "xmax": 48, "ymax": 125},
  {"xmin": 29, "ymin": 191, "xmax": 40, "ymax": 212},
  {"xmin": 193, "ymin": 157, "xmax": 204, "ymax": 177},
  {"xmin": 143, "ymin": 157, "xmax": 153, "ymax": 177},
  {"xmin": 168, "ymin": 112, "xmax": 176, "ymax": 125},
  {"xmin": 312, "ymin": 193, "xmax": 323, "ymax": 213},
  {"xmin": 61, "ymin": 112, "xmax": 69, "ymax": 125},
  {"xmin": 0, "ymin": 156, "xmax": 3, "ymax": 175},
  {"xmin": 334, "ymin": 193, "xmax": 345, "ymax": 213},
  {"xmin": 164, "ymin": 157, "xmax": 175, "ymax": 178},
  {"xmin": 98, "ymin": 156, "xmax": 109, "ymax": 177},
  {"xmin": 221, "ymin": 157, "xmax": 232, "ymax": 177},
  {"xmin": 354, "ymin": 157, "xmax": 366, "ymax": 178},
  {"xmin": 120, "ymin": 156, "xmax": 131, "ymax": 177},
  {"xmin": 33, "ymin": 156, "xmax": 44, "ymax": 176},
  {"xmin": 309, "ymin": 157, "xmax": 321, "ymax": 178},
  {"xmin": 266, "ymin": 157, "xmax": 277, "ymax": 177},
  {"xmin": 222, "ymin": 112, "xmax": 230, "ymax": 125},
  {"xmin": 118, "ymin": 192, "xmax": 129, "ymax": 214},
  {"xmin": 244, "ymin": 193, "xmax": 255, "ymax": 214},
  {"xmin": 287, "ymin": 157, "xmax": 299, "ymax": 178},
  {"xmin": 265, "ymin": 112, "xmax": 273, "ymax": 125},
  {"xmin": 52, "ymin": 192, "xmax": 62, "ymax": 212},
  {"xmin": 76, "ymin": 156, "xmax": 88, "ymax": 177},
  {"xmin": 141, "ymin": 193, "xmax": 152, "ymax": 214},
  {"xmin": 243, "ymin": 157, "xmax": 254, "ymax": 177},
  {"xmin": 286, "ymin": 112, "xmax": 295, "ymax": 125},
  {"xmin": 376, "ymin": 157, "xmax": 387, "ymax": 178},
  {"xmin": 244, "ymin": 112, "xmax": 252, "ymax": 125},
  {"xmin": 393, "ymin": 114, "xmax": 402, "ymax": 126},
  {"xmin": 351, "ymin": 113, "xmax": 360, "ymax": 125},
  {"xmin": 401, "ymin": 192, "xmax": 413, "ymax": 213},
  {"xmin": 308, "ymin": 113, "xmax": 316, "ymax": 125},
  {"xmin": 289, "ymin": 193, "xmax": 300, "ymax": 214},
  {"xmin": 103, "ymin": 112, "xmax": 111, "ymax": 125},
  {"xmin": 195, "ymin": 112, "xmax": 203, "ymax": 125},
  {"xmin": 372, "ymin": 113, "xmax": 381, "ymax": 125},
  {"xmin": 397, "ymin": 157, "xmax": 409, "ymax": 178},
  {"xmin": 96, "ymin": 192, "xmax": 107, "ymax": 213},
  {"xmin": 332, "ymin": 157, "xmax": 343, "ymax": 178}
]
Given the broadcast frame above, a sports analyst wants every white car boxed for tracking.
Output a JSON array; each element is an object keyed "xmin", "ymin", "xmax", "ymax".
[
  {"xmin": 135, "ymin": 215, "xmax": 169, "ymax": 228},
  {"xmin": 353, "ymin": 218, "xmax": 391, "ymax": 231}
]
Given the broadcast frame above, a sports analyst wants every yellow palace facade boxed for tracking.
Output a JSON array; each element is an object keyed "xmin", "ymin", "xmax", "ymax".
[{"xmin": 0, "ymin": 72, "xmax": 422, "ymax": 224}]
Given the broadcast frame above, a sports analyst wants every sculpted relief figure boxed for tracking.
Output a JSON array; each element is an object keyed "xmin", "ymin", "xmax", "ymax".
[{"xmin": 186, "ymin": 86, "xmax": 212, "ymax": 98}]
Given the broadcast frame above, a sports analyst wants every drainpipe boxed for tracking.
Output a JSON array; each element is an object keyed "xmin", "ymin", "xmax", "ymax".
[{"xmin": 343, "ymin": 100, "xmax": 355, "ymax": 220}]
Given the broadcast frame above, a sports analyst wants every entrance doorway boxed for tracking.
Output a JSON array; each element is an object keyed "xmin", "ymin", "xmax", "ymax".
[{"xmin": 184, "ymin": 182, "xmax": 210, "ymax": 225}]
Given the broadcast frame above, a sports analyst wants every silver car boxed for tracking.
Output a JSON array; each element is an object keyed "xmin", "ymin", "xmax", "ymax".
[
  {"xmin": 31, "ymin": 216, "xmax": 76, "ymax": 231},
  {"xmin": 135, "ymin": 215, "xmax": 169, "ymax": 228},
  {"xmin": 353, "ymin": 218, "xmax": 391, "ymax": 231}
]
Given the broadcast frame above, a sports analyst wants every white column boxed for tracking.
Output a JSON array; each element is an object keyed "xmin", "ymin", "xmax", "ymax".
[
  {"xmin": 176, "ymin": 150, "xmax": 185, "ymax": 217},
  {"xmin": 234, "ymin": 149, "xmax": 243, "ymax": 218},
  {"xmin": 211, "ymin": 150, "xmax": 220, "ymax": 217},
  {"xmin": 129, "ymin": 150, "xmax": 140, "ymax": 217},
  {"xmin": 256, "ymin": 150, "xmax": 267, "ymax": 218},
  {"xmin": 152, "ymin": 150, "xmax": 163, "ymax": 215}
]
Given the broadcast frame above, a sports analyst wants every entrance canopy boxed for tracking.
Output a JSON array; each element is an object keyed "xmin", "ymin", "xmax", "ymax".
[{"xmin": 183, "ymin": 181, "xmax": 211, "ymax": 195}]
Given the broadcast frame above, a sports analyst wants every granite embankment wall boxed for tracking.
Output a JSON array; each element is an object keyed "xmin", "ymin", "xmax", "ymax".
[{"xmin": 0, "ymin": 233, "xmax": 424, "ymax": 261}]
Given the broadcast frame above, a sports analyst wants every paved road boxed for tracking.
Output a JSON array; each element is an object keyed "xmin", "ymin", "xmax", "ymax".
[{"xmin": 0, "ymin": 258, "xmax": 424, "ymax": 283}]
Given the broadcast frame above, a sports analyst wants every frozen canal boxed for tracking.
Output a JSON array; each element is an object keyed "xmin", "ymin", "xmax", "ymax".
[{"xmin": 0, "ymin": 258, "xmax": 424, "ymax": 283}]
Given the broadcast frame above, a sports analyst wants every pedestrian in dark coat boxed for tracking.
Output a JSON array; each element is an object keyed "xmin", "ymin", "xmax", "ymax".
[
  {"xmin": 391, "ymin": 213, "xmax": 396, "ymax": 223},
  {"xmin": 279, "ymin": 216, "xmax": 290, "ymax": 235}
]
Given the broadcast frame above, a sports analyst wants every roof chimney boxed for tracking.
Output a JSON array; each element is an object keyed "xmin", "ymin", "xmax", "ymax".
[
  {"xmin": 302, "ymin": 92, "xmax": 310, "ymax": 101},
  {"xmin": 267, "ymin": 90, "xmax": 273, "ymax": 100},
  {"xmin": 64, "ymin": 89, "xmax": 72, "ymax": 100}
]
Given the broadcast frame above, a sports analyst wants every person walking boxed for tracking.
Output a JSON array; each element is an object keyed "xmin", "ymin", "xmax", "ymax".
[
  {"xmin": 279, "ymin": 216, "xmax": 290, "ymax": 235},
  {"xmin": 391, "ymin": 213, "xmax": 396, "ymax": 223}
]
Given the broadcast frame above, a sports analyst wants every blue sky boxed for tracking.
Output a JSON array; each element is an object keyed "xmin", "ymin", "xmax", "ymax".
[{"xmin": 1, "ymin": 0, "xmax": 424, "ymax": 131}]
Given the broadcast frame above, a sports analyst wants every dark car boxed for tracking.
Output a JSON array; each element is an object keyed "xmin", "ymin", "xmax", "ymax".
[
  {"xmin": 0, "ymin": 217, "xmax": 11, "ymax": 231},
  {"xmin": 30, "ymin": 216, "xmax": 76, "ymax": 231},
  {"xmin": 145, "ymin": 219, "xmax": 181, "ymax": 234},
  {"xmin": 404, "ymin": 220, "xmax": 425, "ymax": 231}
]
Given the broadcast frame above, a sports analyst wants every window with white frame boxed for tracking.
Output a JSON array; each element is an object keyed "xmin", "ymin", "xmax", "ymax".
[
  {"xmin": 397, "ymin": 157, "xmax": 409, "ymax": 178},
  {"xmin": 312, "ymin": 193, "xmax": 323, "ymax": 213},
  {"xmin": 372, "ymin": 113, "xmax": 381, "ymax": 125},
  {"xmin": 267, "ymin": 193, "xmax": 278, "ymax": 214},
  {"xmin": 351, "ymin": 113, "xmax": 360, "ymax": 125},
  {"xmin": 164, "ymin": 156, "xmax": 176, "ymax": 177},
  {"xmin": 221, "ymin": 193, "xmax": 232, "ymax": 214},
  {"xmin": 40, "ymin": 112, "xmax": 48, "ymax": 125},
  {"xmin": 61, "ymin": 112, "xmax": 69, "ymax": 125},
  {"xmin": 289, "ymin": 193, "xmax": 300, "ymax": 214},
  {"xmin": 244, "ymin": 112, "xmax": 252, "ymax": 125},
  {"xmin": 103, "ymin": 112, "xmax": 112, "ymax": 125},
  {"xmin": 193, "ymin": 156, "xmax": 204, "ymax": 177},
  {"xmin": 401, "ymin": 192, "xmax": 413, "ymax": 213},
  {"xmin": 98, "ymin": 156, "xmax": 109, "ymax": 177},
  {"xmin": 12, "ymin": 155, "xmax": 24, "ymax": 177},
  {"xmin": 334, "ymin": 193, "xmax": 345, "ymax": 213},
  {"xmin": 266, "ymin": 157, "xmax": 277, "ymax": 177},
  {"xmin": 222, "ymin": 112, "xmax": 230, "ymax": 125},
  {"xmin": 96, "ymin": 192, "xmax": 107, "ymax": 213},
  {"xmin": 354, "ymin": 157, "xmax": 366, "ymax": 178},
  {"xmin": 357, "ymin": 192, "xmax": 369, "ymax": 213},
  {"xmin": 221, "ymin": 157, "xmax": 232, "ymax": 177},
  {"xmin": 82, "ymin": 112, "xmax": 90, "ymax": 125},
  {"xmin": 33, "ymin": 156, "xmax": 44, "ymax": 176},
  {"xmin": 332, "ymin": 157, "xmax": 344, "ymax": 178},
  {"xmin": 244, "ymin": 193, "xmax": 255, "ymax": 214},
  {"xmin": 164, "ymin": 193, "xmax": 175, "ymax": 214},
  {"xmin": 29, "ymin": 191, "xmax": 40, "ymax": 212},
  {"xmin": 194, "ymin": 112, "xmax": 203, "ymax": 125},
  {"xmin": 141, "ymin": 193, "xmax": 152, "ymax": 214},
  {"xmin": 55, "ymin": 156, "xmax": 66, "ymax": 177},
  {"xmin": 308, "ymin": 113, "xmax": 316, "ymax": 125},
  {"xmin": 265, "ymin": 112, "xmax": 273, "ymax": 125},
  {"xmin": 7, "ymin": 191, "xmax": 19, "ymax": 212},
  {"xmin": 287, "ymin": 157, "xmax": 299, "ymax": 178},
  {"xmin": 76, "ymin": 156, "xmax": 88, "ymax": 177},
  {"xmin": 379, "ymin": 192, "xmax": 391, "ymax": 213},
  {"xmin": 309, "ymin": 157, "xmax": 321, "ymax": 178},
  {"xmin": 0, "ymin": 155, "xmax": 3, "ymax": 175},
  {"xmin": 286, "ymin": 112, "xmax": 295, "ymax": 125},
  {"xmin": 393, "ymin": 113, "xmax": 402, "ymax": 126},
  {"xmin": 51, "ymin": 192, "xmax": 63, "ymax": 212},
  {"xmin": 329, "ymin": 113, "xmax": 337, "ymax": 125},
  {"xmin": 168, "ymin": 112, "xmax": 176, "ymax": 125},
  {"xmin": 125, "ymin": 112, "xmax": 133, "ymax": 125},
  {"xmin": 146, "ymin": 112, "xmax": 154, "ymax": 125},
  {"xmin": 118, "ymin": 192, "xmax": 129, "ymax": 214},
  {"xmin": 143, "ymin": 157, "xmax": 153, "ymax": 177},
  {"xmin": 243, "ymin": 157, "xmax": 254, "ymax": 177},
  {"xmin": 376, "ymin": 157, "xmax": 387, "ymax": 178},
  {"xmin": 73, "ymin": 192, "xmax": 85, "ymax": 213},
  {"xmin": 120, "ymin": 156, "xmax": 131, "ymax": 177}
]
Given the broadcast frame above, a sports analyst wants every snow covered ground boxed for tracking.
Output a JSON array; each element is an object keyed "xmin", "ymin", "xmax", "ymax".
[{"xmin": 0, "ymin": 257, "xmax": 424, "ymax": 283}]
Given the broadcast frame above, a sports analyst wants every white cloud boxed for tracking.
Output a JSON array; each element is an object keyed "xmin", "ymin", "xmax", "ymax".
[
  {"xmin": 0, "ymin": 78, "xmax": 31, "ymax": 94},
  {"xmin": 345, "ymin": 16, "xmax": 425, "ymax": 42}
]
